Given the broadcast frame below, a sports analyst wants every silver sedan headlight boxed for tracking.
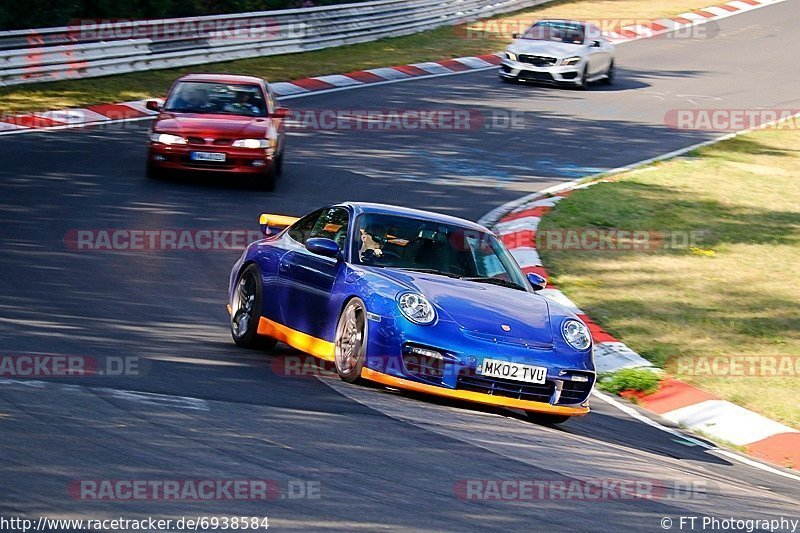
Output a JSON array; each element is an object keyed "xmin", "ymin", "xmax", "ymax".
[
  {"xmin": 562, "ymin": 319, "xmax": 591, "ymax": 350},
  {"xmin": 505, "ymin": 51, "xmax": 518, "ymax": 61},
  {"xmin": 397, "ymin": 292, "xmax": 436, "ymax": 325},
  {"xmin": 150, "ymin": 133, "xmax": 187, "ymax": 145},
  {"xmin": 561, "ymin": 56, "xmax": 582, "ymax": 66}
]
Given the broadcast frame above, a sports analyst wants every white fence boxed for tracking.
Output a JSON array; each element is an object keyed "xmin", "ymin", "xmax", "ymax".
[{"xmin": 0, "ymin": 0, "xmax": 547, "ymax": 87}]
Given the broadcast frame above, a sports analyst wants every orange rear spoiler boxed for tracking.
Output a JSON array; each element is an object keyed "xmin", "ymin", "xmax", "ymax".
[{"xmin": 259, "ymin": 213, "xmax": 299, "ymax": 235}]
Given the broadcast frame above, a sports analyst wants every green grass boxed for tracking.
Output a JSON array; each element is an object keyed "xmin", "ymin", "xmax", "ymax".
[
  {"xmin": 538, "ymin": 128, "xmax": 800, "ymax": 429},
  {"xmin": 597, "ymin": 368, "xmax": 661, "ymax": 395},
  {"xmin": 0, "ymin": 0, "xmax": 708, "ymax": 113}
]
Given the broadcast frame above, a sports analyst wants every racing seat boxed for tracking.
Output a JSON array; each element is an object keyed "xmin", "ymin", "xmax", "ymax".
[
  {"xmin": 412, "ymin": 239, "xmax": 463, "ymax": 274},
  {"xmin": 333, "ymin": 227, "xmax": 348, "ymax": 250}
]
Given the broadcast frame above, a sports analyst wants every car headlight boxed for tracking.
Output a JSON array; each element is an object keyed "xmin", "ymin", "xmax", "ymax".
[
  {"xmin": 232, "ymin": 139, "xmax": 269, "ymax": 149},
  {"xmin": 397, "ymin": 292, "xmax": 436, "ymax": 325},
  {"xmin": 562, "ymin": 319, "xmax": 591, "ymax": 350},
  {"xmin": 506, "ymin": 51, "xmax": 518, "ymax": 61},
  {"xmin": 561, "ymin": 56, "xmax": 582, "ymax": 66},
  {"xmin": 150, "ymin": 133, "xmax": 187, "ymax": 145}
]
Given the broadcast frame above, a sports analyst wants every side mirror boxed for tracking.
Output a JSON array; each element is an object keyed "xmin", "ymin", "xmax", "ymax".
[
  {"xmin": 527, "ymin": 272, "xmax": 547, "ymax": 291},
  {"xmin": 305, "ymin": 237, "xmax": 340, "ymax": 258},
  {"xmin": 145, "ymin": 100, "xmax": 162, "ymax": 112},
  {"xmin": 272, "ymin": 107, "xmax": 290, "ymax": 119},
  {"xmin": 511, "ymin": 32, "xmax": 520, "ymax": 39}
]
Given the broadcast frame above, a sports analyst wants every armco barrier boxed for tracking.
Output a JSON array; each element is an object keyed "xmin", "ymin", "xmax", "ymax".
[{"xmin": 0, "ymin": 0, "xmax": 549, "ymax": 86}]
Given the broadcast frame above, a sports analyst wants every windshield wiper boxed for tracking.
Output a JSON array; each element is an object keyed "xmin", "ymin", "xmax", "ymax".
[
  {"xmin": 397, "ymin": 268, "xmax": 463, "ymax": 279},
  {"xmin": 461, "ymin": 276, "xmax": 526, "ymax": 291}
]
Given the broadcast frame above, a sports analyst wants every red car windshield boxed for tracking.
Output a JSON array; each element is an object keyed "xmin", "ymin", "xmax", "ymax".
[
  {"xmin": 522, "ymin": 21, "xmax": 586, "ymax": 44},
  {"xmin": 164, "ymin": 81, "xmax": 267, "ymax": 117}
]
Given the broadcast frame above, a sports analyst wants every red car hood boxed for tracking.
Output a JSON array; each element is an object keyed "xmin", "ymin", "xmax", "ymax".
[{"xmin": 153, "ymin": 113, "xmax": 273, "ymax": 138}]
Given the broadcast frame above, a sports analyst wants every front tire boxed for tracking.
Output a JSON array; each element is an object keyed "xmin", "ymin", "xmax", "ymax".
[
  {"xmin": 146, "ymin": 162, "xmax": 163, "ymax": 180},
  {"xmin": 273, "ymin": 151, "xmax": 284, "ymax": 176},
  {"xmin": 525, "ymin": 412, "xmax": 572, "ymax": 425},
  {"xmin": 230, "ymin": 264, "xmax": 277, "ymax": 350},
  {"xmin": 334, "ymin": 298, "xmax": 368, "ymax": 383},
  {"xmin": 602, "ymin": 61, "xmax": 615, "ymax": 85},
  {"xmin": 577, "ymin": 68, "xmax": 589, "ymax": 90}
]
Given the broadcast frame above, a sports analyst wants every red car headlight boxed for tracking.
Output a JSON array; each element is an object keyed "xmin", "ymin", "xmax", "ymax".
[
  {"xmin": 232, "ymin": 139, "xmax": 270, "ymax": 149},
  {"xmin": 150, "ymin": 133, "xmax": 187, "ymax": 145}
]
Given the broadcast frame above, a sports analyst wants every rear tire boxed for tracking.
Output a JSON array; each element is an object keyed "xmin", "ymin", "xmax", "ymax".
[
  {"xmin": 525, "ymin": 412, "xmax": 572, "ymax": 425},
  {"xmin": 230, "ymin": 264, "xmax": 278, "ymax": 350},
  {"xmin": 334, "ymin": 298, "xmax": 368, "ymax": 383}
]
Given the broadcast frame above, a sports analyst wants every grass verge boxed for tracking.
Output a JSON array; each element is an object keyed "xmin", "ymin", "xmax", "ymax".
[
  {"xmin": 0, "ymin": 0, "xmax": 707, "ymax": 113},
  {"xmin": 597, "ymin": 368, "xmax": 661, "ymax": 396},
  {"xmin": 538, "ymin": 127, "xmax": 800, "ymax": 429}
]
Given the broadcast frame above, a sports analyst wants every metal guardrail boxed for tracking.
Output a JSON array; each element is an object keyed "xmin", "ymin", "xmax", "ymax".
[{"xmin": 0, "ymin": 0, "xmax": 548, "ymax": 87}]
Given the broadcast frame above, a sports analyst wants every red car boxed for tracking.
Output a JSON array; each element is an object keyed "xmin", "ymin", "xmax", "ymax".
[{"xmin": 145, "ymin": 74, "xmax": 289, "ymax": 189}]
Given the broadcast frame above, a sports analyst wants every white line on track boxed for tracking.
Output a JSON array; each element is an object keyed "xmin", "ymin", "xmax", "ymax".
[{"xmin": 0, "ymin": 379, "xmax": 210, "ymax": 411}]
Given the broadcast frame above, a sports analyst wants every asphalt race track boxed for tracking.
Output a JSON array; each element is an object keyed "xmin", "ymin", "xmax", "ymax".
[{"xmin": 1, "ymin": 2, "xmax": 799, "ymax": 531}]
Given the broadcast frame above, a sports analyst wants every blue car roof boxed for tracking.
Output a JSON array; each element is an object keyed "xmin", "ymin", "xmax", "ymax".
[{"xmin": 341, "ymin": 202, "xmax": 489, "ymax": 232}]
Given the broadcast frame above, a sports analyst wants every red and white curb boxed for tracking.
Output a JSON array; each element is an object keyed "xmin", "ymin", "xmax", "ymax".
[
  {"xmin": 0, "ymin": 53, "xmax": 504, "ymax": 135},
  {"xmin": 0, "ymin": 100, "xmax": 159, "ymax": 133},
  {"xmin": 269, "ymin": 54, "xmax": 504, "ymax": 97},
  {"xmin": 601, "ymin": 0, "xmax": 786, "ymax": 42},
  {"xmin": 0, "ymin": 0, "xmax": 787, "ymax": 136},
  {"xmin": 487, "ymin": 190, "xmax": 657, "ymax": 376},
  {"xmin": 482, "ymin": 185, "xmax": 800, "ymax": 471}
]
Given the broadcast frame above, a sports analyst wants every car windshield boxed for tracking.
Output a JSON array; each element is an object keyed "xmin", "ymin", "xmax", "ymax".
[
  {"xmin": 522, "ymin": 21, "xmax": 585, "ymax": 44},
  {"xmin": 163, "ymin": 81, "xmax": 267, "ymax": 117},
  {"xmin": 352, "ymin": 213, "xmax": 529, "ymax": 290}
]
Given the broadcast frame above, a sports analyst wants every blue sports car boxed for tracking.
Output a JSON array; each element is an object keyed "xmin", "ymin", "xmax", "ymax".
[{"xmin": 228, "ymin": 203, "xmax": 595, "ymax": 423}]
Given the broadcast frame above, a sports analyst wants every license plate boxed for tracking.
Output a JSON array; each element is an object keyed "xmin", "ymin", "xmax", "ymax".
[
  {"xmin": 478, "ymin": 358, "xmax": 547, "ymax": 384},
  {"xmin": 190, "ymin": 151, "xmax": 226, "ymax": 162}
]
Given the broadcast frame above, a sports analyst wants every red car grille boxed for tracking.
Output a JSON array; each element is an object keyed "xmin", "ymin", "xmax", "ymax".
[{"xmin": 186, "ymin": 137, "xmax": 233, "ymax": 146}]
